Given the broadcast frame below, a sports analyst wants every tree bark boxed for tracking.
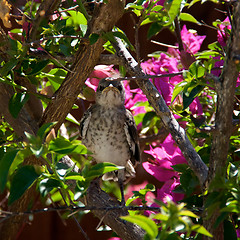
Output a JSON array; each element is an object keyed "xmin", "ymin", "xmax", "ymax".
[
  {"xmin": 40, "ymin": 0, "xmax": 125, "ymax": 131},
  {"xmin": 204, "ymin": 2, "xmax": 240, "ymax": 239}
]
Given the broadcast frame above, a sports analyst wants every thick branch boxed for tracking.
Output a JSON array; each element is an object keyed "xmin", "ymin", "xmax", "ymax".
[
  {"xmin": 86, "ymin": 180, "xmax": 145, "ymax": 240},
  {"xmin": 112, "ymin": 37, "xmax": 208, "ymax": 187},
  {"xmin": 205, "ymin": 3, "xmax": 240, "ymax": 240},
  {"xmin": 208, "ymin": 2, "xmax": 240, "ymax": 183},
  {"xmin": 40, "ymin": 0, "xmax": 125, "ymax": 131}
]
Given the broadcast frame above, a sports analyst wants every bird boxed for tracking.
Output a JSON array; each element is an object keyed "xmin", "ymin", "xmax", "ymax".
[{"xmin": 79, "ymin": 77, "xmax": 141, "ymax": 205}]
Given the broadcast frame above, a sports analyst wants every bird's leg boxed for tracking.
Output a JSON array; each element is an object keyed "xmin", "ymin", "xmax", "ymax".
[
  {"xmin": 118, "ymin": 178, "xmax": 125, "ymax": 206},
  {"xmin": 117, "ymin": 169, "xmax": 126, "ymax": 206}
]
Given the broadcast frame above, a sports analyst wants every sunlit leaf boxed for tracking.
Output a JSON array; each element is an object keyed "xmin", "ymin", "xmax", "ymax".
[
  {"xmin": 121, "ymin": 215, "xmax": 158, "ymax": 239},
  {"xmin": 85, "ymin": 162, "xmax": 122, "ymax": 180},
  {"xmin": 191, "ymin": 224, "xmax": 213, "ymax": 237},
  {"xmin": 179, "ymin": 13, "xmax": 199, "ymax": 24},
  {"xmin": 39, "ymin": 178, "xmax": 61, "ymax": 197},
  {"xmin": 65, "ymin": 172, "xmax": 85, "ymax": 181},
  {"xmin": 48, "ymin": 137, "xmax": 77, "ymax": 154}
]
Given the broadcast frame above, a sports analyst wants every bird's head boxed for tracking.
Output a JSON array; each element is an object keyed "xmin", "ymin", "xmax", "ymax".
[{"xmin": 96, "ymin": 78, "xmax": 125, "ymax": 107}]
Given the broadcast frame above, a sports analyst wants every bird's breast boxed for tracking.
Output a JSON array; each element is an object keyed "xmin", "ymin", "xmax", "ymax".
[{"xmin": 82, "ymin": 107, "xmax": 130, "ymax": 166}]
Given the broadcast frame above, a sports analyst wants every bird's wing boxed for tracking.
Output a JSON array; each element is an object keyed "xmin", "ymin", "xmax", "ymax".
[
  {"xmin": 124, "ymin": 109, "xmax": 141, "ymax": 165},
  {"xmin": 79, "ymin": 105, "xmax": 95, "ymax": 139}
]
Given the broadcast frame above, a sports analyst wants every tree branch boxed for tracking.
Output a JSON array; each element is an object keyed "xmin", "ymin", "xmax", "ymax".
[
  {"xmin": 86, "ymin": 180, "xmax": 145, "ymax": 240},
  {"xmin": 39, "ymin": 0, "xmax": 125, "ymax": 131},
  {"xmin": 208, "ymin": 2, "xmax": 240, "ymax": 183},
  {"xmin": 112, "ymin": 37, "xmax": 209, "ymax": 187},
  {"xmin": 205, "ymin": 2, "xmax": 240, "ymax": 240}
]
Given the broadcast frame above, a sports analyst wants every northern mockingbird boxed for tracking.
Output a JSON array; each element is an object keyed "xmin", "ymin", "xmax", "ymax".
[{"xmin": 80, "ymin": 77, "xmax": 141, "ymax": 205}]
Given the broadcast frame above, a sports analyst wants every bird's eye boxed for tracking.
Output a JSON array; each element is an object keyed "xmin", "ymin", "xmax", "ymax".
[
  {"xmin": 99, "ymin": 85, "xmax": 105, "ymax": 91},
  {"xmin": 117, "ymin": 85, "xmax": 122, "ymax": 91}
]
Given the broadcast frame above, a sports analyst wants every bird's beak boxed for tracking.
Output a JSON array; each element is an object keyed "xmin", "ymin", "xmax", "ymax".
[{"xmin": 102, "ymin": 84, "xmax": 120, "ymax": 94}]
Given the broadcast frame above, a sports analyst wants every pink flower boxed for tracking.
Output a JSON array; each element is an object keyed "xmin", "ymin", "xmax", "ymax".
[
  {"xmin": 144, "ymin": 0, "xmax": 165, "ymax": 8},
  {"xmin": 180, "ymin": 25, "xmax": 206, "ymax": 54},
  {"xmin": 143, "ymin": 135, "xmax": 186, "ymax": 182},
  {"xmin": 157, "ymin": 178, "xmax": 184, "ymax": 203},
  {"xmin": 217, "ymin": 17, "xmax": 231, "ymax": 47},
  {"xmin": 141, "ymin": 54, "xmax": 183, "ymax": 105},
  {"xmin": 125, "ymin": 181, "xmax": 155, "ymax": 205},
  {"xmin": 189, "ymin": 98, "xmax": 203, "ymax": 116},
  {"xmin": 125, "ymin": 86, "xmax": 147, "ymax": 115},
  {"xmin": 236, "ymin": 229, "xmax": 240, "ymax": 238},
  {"xmin": 86, "ymin": 65, "xmax": 119, "ymax": 91}
]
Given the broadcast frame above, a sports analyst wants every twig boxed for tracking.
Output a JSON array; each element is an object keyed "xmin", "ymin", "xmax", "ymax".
[
  {"xmin": 139, "ymin": 128, "xmax": 169, "ymax": 146},
  {"xmin": 174, "ymin": 19, "xmax": 184, "ymax": 51},
  {"xmin": 59, "ymin": 189, "xmax": 90, "ymax": 240},
  {"xmin": 0, "ymin": 205, "xmax": 161, "ymax": 223},
  {"xmin": 27, "ymin": 34, "xmax": 81, "ymax": 45},
  {"xmin": 56, "ymin": 5, "xmax": 79, "ymax": 13},
  {"xmin": 113, "ymin": 72, "xmax": 184, "ymax": 81},
  {"xmin": 201, "ymin": 20, "xmax": 219, "ymax": 31},
  {"xmin": 35, "ymin": 43, "xmax": 75, "ymax": 73},
  {"xmin": 151, "ymin": 40, "xmax": 178, "ymax": 49}
]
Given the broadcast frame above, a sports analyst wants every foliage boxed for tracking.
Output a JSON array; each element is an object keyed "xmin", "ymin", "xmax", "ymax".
[{"xmin": 0, "ymin": 0, "xmax": 240, "ymax": 239}]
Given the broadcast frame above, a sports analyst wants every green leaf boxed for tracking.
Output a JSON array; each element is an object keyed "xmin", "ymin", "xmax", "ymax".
[
  {"xmin": 85, "ymin": 162, "xmax": 122, "ymax": 180},
  {"xmin": 66, "ymin": 113, "xmax": 80, "ymax": 125},
  {"xmin": 182, "ymin": 85, "xmax": 204, "ymax": 110},
  {"xmin": 171, "ymin": 163, "xmax": 188, "ymax": 172},
  {"xmin": 191, "ymin": 224, "xmax": 213, "ymax": 237},
  {"xmin": 9, "ymin": 92, "xmax": 30, "ymax": 118},
  {"xmin": 171, "ymin": 81, "xmax": 188, "ymax": 103},
  {"xmin": 89, "ymin": 33, "xmax": 100, "ymax": 45},
  {"xmin": 48, "ymin": 137, "xmax": 77, "ymax": 154},
  {"xmin": 59, "ymin": 44, "xmax": 71, "ymax": 56},
  {"xmin": 0, "ymin": 149, "xmax": 19, "ymax": 192},
  {"xmin": 179, "ymin": 13, "xmax": 199, "ymax": 24},
  {"xmin": 165, "ymin": 0, "xmax": 182, "ymax": 22},
  {"xmin": 154, "ymin": 213, "xmax": 169, "ymax": 221},
  {"xmin": 189, "ymin": 61, "xmax": 206, "ymax": 78},
  {"xmin": 9, "ymin": 165, "xmax": 40, "ymax": 204},
  {"xmin": 70, "ymin": 140, "xmax": 88, "ymax": 154},
  {"xmin": 39, "ymin": 178, "xmax": 61, "ymax": 197},
  {"xmin": 121, "ymin": 215, "xmax": 158, "ymax": 239},
  {"xmin": 147, "ymin": 22, "xmax": 163, "ymax": 39},
  {"xmin": 223, "ymin": 220, "xmax": 237, "ymax": 240},
  {"xmin": 37, "ymin": 122, "xmax": 57, "ymax": 140},
  {"xmin": 66, "ymin": 10, "xmax": 87, "ymax": 27},
  {"xmin": 142, "ymin": 111, "xmax": 157, "ymax": 128},
  {"xmin": 179, "ymin": 210, "xmax": 199, "ymax": 218},
  {"xmin": 0, "ymin": 58, "xmax": 18, "ymax": 76},
  {"xmin": 44, "ymin": 68, "xmax": 67, "ymax": 91},
  {"xmin": 65, "ymin": 172, "xmax": 85, "ymax": 181},
  {"xmin": 26, "ymin": 60, "xmax": 49, "ymax": 75}
]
